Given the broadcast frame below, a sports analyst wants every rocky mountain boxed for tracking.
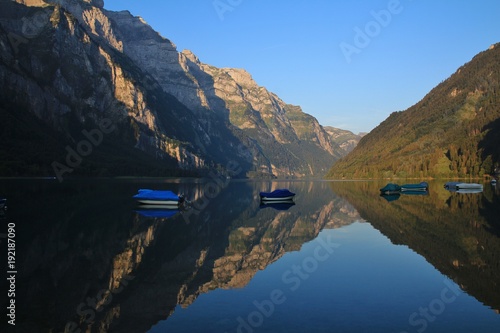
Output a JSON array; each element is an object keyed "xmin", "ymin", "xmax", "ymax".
[
  {"xmin": 327, "ymin": 43, "xmax": 500, "ymax": 179},
  {"xmin": 0, "ymin": 0, "xmax": 342, "ymax": 179},
  {"xmin": 324, "ymin": 126, "xmax": 365, "ymax": 154}
]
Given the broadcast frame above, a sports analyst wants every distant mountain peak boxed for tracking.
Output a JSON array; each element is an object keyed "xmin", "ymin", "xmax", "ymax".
[
  {"xmin": 83, "ymin": 0, "xmax": 104, "ymax": 8},
  {"xmin": 181, "ymin": 49, "xmax": 201, "ymax": 64}
]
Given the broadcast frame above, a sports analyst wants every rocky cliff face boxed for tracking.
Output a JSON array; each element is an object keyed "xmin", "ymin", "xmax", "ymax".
[
  {"xmin": 324, "ymin": 126, "xmax": 365, "ymax": 154},
  {"xmin": 1, "ymin": 0, "xmax": 246, "ymax": 177},
  {"xmin": 1, "ymin": 0, "xmax": 343, "ymax": 178}
]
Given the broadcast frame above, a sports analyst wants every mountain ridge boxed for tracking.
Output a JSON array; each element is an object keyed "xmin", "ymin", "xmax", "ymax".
[
  {"xmin": 324, "ymin": 126, "xmax": 366, "ymax": 154},
  {"xmin": 0, "ymin": 0, "xmax": 351, "ymax": 178},
  {"xmin": 327, "ymin": 43, "xmax": 500, "ymax": 179}
]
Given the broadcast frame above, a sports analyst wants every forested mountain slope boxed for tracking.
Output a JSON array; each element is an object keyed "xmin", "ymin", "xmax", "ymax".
[{"xmin": 327, "ymin": 43, "xmax": 500, "ymax": 179}]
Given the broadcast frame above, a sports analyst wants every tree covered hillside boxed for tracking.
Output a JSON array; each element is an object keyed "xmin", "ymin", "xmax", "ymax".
[{"xmin": 327, "ymin": 43, "xmax": 500, "ymax": 179}]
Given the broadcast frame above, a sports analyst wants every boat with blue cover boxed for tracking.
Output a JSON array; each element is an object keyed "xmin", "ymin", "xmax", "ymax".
[
  {"xmin": 133, "ymin": 189, "xmax": 184, "ymax": 205},
  {"xmin": 381, "ymin": 182, "xmax": 429, "ymax": 194},
  {"xmin": 400, "ymin": 182, "xmax": 428, "ymax": 192},
  {"xmin": 259, "ymin": 189, "xmax": 295, "ymax": 201}
]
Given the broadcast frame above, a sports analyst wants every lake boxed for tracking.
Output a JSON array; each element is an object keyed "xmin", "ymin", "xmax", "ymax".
[{"xmin": 1, "ymin": 178, "xmax": 499, "ymax": 333}]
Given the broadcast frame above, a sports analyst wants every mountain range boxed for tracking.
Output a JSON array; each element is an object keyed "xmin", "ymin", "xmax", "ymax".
[
  {"xmin": 327, "ymin": 43, "xmax": 500, "ymax": 179},
  {"xmin": 4, "ymin": 0, "xmax": 495, "ymax": 181},
  {"xmin": 0, "ymin": 0, "xmax": 363, "ymax": 179}
]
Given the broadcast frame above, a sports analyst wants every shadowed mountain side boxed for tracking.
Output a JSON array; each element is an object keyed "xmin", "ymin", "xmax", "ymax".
[
  {"xmin": 0, "ymin": 1, "xmax": 252, "ymax": 178},
  {"xmin": 1, "ymin": 0, "xmax": 343, "ymax": 178},
  {"xmin": 329, "ymin": 180, "xmax": 500, "ymax": 312}
]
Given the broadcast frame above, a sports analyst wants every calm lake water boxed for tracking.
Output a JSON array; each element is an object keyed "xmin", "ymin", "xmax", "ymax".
[{"xmin": 1, "ymin": 178, "xmax": 499, "ymax": 333}]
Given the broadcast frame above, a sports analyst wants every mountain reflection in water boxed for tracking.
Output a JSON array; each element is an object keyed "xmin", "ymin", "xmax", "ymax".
[{"xmin": 0, "ymin": 179, "xmax": 499, "ymax": 333}]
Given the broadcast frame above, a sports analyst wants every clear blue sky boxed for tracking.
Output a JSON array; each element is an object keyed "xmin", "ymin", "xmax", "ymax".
[{"xmin": 104, "ymin": 0, "xmax": 500, "ymax": 134}]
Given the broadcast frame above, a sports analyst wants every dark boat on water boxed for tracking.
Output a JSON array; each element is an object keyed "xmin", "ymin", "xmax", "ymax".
[
  {"xmin": 381, "ymin": 182, "xmax": 428, "ymax": 194},
  {"xmin": 400, "ymin": 182, "xmax": 428, "ymax": 192},
  {"xmin": 259, "ymin": 189, "xmax": 295, "ymax": 201},
  {"xmin": 133, "ymin": 189, "xmax": 184, "ymax": 205}
]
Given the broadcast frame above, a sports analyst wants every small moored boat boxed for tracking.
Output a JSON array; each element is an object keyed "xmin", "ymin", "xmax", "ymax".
[
  {"xmin": 455, "ymin": 183, "xmax": 483, "ymax": 190},
  {"xmin": 259, "ymin": 189, "xmax": 295, "ymax": 201},
  {"xmin": 133, "ymin": 189, "xmax": 184, "ymax": 205},
  {"xmin": 400, "ymin": 182, "xmax": 428, "ymax": 192}
]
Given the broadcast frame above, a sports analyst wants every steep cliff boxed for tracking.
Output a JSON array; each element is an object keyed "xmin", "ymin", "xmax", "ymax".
[
  {"xmin": 0, "ymin": 0, "xmax": 251, "ymax": 179},
  {"xmin": 324, "ymin": 126, "xmax": 365, "ymax": 154},
  {"xmin": 0, "ymin": 0, "xmax": 342, "ymax": 178}
]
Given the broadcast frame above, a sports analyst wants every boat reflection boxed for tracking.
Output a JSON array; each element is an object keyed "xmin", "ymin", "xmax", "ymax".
[
  {"xmin": 259, "ymin": 200, "xmax": 296, "ymax": 211},
  {"xmin": 135, "ymin": 205, "xmax": 180, "ymax": 218},
  {"xmin": 380, "ymin": 190, "xmax": 429, "ymax": 202}
]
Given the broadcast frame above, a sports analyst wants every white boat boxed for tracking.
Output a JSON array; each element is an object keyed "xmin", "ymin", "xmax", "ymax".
[{"xmin": 455, "ymin": 183, "xmax": 483, "ymax": 190}]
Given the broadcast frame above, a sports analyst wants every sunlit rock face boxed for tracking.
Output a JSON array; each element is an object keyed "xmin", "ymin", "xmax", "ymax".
[{"xmin": 3, "ymin": 0, "xmax": 345, "ymax": 178}]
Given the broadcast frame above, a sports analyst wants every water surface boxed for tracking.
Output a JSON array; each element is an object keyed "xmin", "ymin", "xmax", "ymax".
[{"xmin": 0, "ymin": 179, "xmax": 499, "ymax": 332}]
